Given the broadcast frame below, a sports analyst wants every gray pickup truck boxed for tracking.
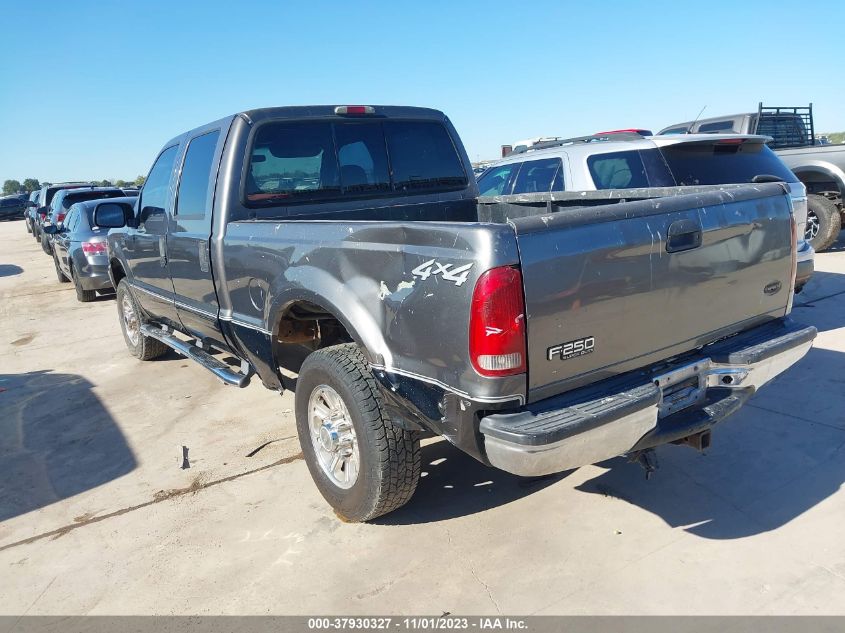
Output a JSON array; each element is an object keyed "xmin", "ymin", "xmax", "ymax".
[
  {"xmin": 659, "ymin": 104, "xmax": 845, "ymax": 252},
  {"xmin": 98, "ymin": 105, "xmax": 816, "ymax": 521}
]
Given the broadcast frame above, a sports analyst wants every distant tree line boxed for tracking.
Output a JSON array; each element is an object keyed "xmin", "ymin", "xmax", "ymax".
[{"xmin": 2, "ymin": 175, "xmax": 147, "ymax": 196}]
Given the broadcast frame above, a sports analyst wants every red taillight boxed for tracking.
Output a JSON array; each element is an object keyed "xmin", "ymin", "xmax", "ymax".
[
  {"xmin": 716, "ymin": 138, "xmax": 745, "ymax": 145},
  {"xmin": 334, "ymin": 105, "xmax": 375, "ymax": 115},
  {"xmin": 469, "ymin": 266, "xmax": 527, "ymax": 377},
  {"xmin": 82, "ymin": 241, "xmax": 108, "ymax": 256},
  {"xmin": 57, "ymin": 213, "xmax": 65, "ymax": 223},
  {"xmin": 39, "ymin": 211, "xmax": 47, "ymax": 219}
]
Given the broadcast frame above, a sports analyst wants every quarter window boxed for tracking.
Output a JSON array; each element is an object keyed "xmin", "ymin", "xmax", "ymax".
[
  {"xmin": 176, "ymin": 130, "xmax": 221, "ymax": 217},
  {"xmin": 587, "ymin": 150, "xmax": 675, "ymax": 189}
]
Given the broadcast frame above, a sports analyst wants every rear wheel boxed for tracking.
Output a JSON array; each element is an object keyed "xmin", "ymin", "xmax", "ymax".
[
  {"xmin": 53, "ymin": 251, "xmax": 69, "ymax": 283},
  {"xmin": 25, "ymin": 218, "xmax": 32, "ymax": 234},
  {"xmin": 806, "ymin": 194, "xmax": 841, "ymax": 252},
  {"xmin": 295, "ymin": 343, "xmax": 421, "ymax": 522},
  {"xmin": 115, "ymin": 279, "xmax": 168, "ymax": 360},
  {"xmin": 71, "ymin": 265, "xmax": 96, "ymax": 302}
]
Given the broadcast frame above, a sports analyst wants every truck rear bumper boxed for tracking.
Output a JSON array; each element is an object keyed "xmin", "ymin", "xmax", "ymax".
[{"xmin": 480, "ymin": 319, "xmax": 816, "ymax": 477}]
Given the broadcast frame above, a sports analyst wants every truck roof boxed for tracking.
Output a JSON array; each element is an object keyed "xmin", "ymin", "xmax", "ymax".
[{"xmin": 162, "ymin": 105, "xmax": 452, "ymax": 151}]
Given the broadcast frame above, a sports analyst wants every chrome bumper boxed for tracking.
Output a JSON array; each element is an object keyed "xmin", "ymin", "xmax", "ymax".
[{"xmin": 481, "ymin": 321, "xmax": 816, "ymax": 477}]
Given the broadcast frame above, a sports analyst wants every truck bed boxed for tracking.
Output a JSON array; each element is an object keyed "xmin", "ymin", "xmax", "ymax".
[{"xmin": 479, "ymin": 182, "xmax": 795, "ymax": 403}]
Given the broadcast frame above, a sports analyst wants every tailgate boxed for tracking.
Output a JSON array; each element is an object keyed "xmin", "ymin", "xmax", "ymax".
[{"xmin": 510, "ymin": 183, "xmax": 795, "ymax": 402}]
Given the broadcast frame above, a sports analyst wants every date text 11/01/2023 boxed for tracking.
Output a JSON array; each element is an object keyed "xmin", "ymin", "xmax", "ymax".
[{"xmin": 307, "ymin": 616, "xmax": 528, "ymax": 630}]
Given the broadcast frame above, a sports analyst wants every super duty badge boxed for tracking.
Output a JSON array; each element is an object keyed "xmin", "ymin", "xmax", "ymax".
[{"xmin": 548, "ymin": 336, "xmax": 596, "ymax": 361}]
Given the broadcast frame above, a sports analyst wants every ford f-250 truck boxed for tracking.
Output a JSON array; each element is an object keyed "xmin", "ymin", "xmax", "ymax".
[{"xmin": 98, "ymin": 105, "xmax": 816, "ymax": 521}]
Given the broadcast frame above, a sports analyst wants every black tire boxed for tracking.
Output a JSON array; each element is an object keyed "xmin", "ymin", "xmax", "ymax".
[
  {"xmin": 70, "ymin": 265, "xmax": 96, "ymax": 302},
  {"xmin": 40, "ymin": 231, "xmax": 52, "ymax": 255},
  {"xmin": 806, "ymin": 194, "xmax": 841, "ymax": 252},
  {"xmin": 115, "ymin": 279, "xmax": 168, "ymax": 360},
  {"xmin": 295, "ymin": 343, "xmax": 421, "ymax": 522},
  {"xmin": 53, "ymin": 251, "xmax": 69, "ymax": 283},
  {"xmin": 25, "ymin": 218, "xmax": 32, "ymax": 234}
]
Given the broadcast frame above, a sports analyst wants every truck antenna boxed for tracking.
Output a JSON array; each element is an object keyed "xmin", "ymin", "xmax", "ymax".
[{"xmin": 689, "ymin": 105, "xmax": 707, "ymax": 134}]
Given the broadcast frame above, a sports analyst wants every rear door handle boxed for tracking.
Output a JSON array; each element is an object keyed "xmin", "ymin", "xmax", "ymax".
[{"xmin": 666, "ymin": 219, "xmax": 702, "ymax": 253}]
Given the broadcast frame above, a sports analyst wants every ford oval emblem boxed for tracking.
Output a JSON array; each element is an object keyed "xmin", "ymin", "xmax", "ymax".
[{"xmin": 764, "ymin": 280, "xmax": 782, "ymax": 295}]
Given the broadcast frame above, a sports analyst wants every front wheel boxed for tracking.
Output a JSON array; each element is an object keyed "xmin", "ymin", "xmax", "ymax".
[
  {"xmin": 295, "ymin": 343, "xmax": 421, "ymax": 522},
  {"xmin": 806, "ymin": 194, "xmax": 841, "ymax": 252}
]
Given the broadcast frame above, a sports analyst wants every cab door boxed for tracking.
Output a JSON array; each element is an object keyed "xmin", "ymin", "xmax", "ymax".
[
  {"xmin": 167, "ymin": 125, "xmax": 226, "ymax": 344},
  {"xmin": 122, "ymin": 143, "xmax": 182, "ymax": 325}
]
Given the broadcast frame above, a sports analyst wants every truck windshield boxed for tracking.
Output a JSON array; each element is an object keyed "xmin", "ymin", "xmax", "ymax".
[
  {"xmin": 246, "ymin": 120, "xmax": 467, "ymax": 205},
  {"xmin": 658, "ymin": 142, "xmax": 798, "ymax": 186}
]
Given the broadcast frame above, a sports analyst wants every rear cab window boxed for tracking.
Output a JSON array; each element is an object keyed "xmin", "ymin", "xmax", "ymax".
[{"xmin": 245, "ymin": 119, "xmax": 467, "ymax": 209}]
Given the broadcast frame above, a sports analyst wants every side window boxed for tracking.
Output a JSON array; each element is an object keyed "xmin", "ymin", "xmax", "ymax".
[
  {"xmin": 334, "ymin": 122, "xmax": 390, "ymax": 193},
  {"xmin": 511, "ymin": 158, "xmax": 563, "ymax": 194},
  {"xmin": 140, "ymin": 145, "xmax": 180, "ymax": 220},
  {"xmin": 176, "ymin": 130, "xmax": 221, "ymax": 217},
  {"xmin": 477, "ymin": 163, "xmax": 520, "ymax": 196},
  {"xmin": 246, "ymin": 122, "xmax": 339, "ymax": 202},
  {"xmin": 587, "ymin": 149, "xmax": 674, "ymax": 190}
]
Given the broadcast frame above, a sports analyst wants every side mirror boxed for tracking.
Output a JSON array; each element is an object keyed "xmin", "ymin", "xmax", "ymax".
[
  {"xmin": 94, "ymin": 202, "xmax": 129, "ymax": 228},
  {"xmin": 25, "ymin": 201, "xmax": 36, "ymax": 208},
  {"xmin": 43, "ymin": 225, "xmax": 59, "ymax": 235}
]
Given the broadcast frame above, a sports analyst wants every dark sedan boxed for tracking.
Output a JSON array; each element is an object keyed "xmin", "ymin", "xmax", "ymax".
[
  {"xmin": 40, "ymin": 187, "xmax": 125, "ymax": 254},
  {"xmin": 0, "ymin": 194, "xmax": 29, "ymax": 220},
  {"xmin": 48, "ymin": 197, "xmax": 136, "ymax": 301}
]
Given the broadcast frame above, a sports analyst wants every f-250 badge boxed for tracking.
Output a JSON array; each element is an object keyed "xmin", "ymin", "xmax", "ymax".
[
  {"xmin": 412, "ymin": 259, "xmax": 473, "ymax": 286},
  {"xmin": 548, "ymin": 336, "xmax": 596, "ymax": 361}
]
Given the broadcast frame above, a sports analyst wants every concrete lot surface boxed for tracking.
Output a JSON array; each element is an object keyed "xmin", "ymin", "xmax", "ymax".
[{"xmin": 1, "ymin": 218, "xmax": 845, "ymax": 615}]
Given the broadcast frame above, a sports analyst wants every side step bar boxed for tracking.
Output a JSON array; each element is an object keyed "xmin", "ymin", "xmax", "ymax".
[{"xmin": 140, "ymin": 324, "xmax": 250, "ymax": 387}]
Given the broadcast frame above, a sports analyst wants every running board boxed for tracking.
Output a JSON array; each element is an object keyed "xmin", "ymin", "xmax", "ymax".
[{"xmin": 140, "ymin": 324, "xmax": 250, "ymax": 387}]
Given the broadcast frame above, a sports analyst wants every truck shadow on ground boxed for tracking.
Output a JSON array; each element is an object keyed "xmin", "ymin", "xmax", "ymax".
[
  {"xmin": 576, "ymin": 345, "xmax": 845, "ymax": 539},
  {"xmin": 375, "ymin": 439, "xmax": 570, "ymax": 525},
  {"xmin": 0, "ymin": 370, "xmax": 136, "ymax": 522},
  {"xmin": 378, "ymin": 343, "xmax": 844, "ymax": 532}
]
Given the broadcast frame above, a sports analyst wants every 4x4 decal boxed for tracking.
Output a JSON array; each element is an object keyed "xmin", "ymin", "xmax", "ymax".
[{"xmin": 412, "ymin": 259, "xmax": 473, "ymax": 287}]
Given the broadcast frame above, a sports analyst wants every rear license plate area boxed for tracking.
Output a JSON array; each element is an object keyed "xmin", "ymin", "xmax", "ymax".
[{"xmin": 653, "ymin": 361, "xmax": 707, "ymax": 418}]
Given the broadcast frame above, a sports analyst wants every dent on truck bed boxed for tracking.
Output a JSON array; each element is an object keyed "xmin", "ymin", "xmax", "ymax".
[{"xmin": 221, "ymin": 219, "xmax": 525, "ymax": 402}]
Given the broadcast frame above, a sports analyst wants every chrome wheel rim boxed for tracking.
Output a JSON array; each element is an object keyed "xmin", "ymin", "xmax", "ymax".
[
  {"xmin": 122, "ymin": 296, "xmax": 140, "ymax": 346},
  {"xmin": 806, "ymin": 210, "xmax": 820, "ymax": 241},
  {"xmin": 308, "ymin": 385, "xmax": 359, "ymax": 489}
]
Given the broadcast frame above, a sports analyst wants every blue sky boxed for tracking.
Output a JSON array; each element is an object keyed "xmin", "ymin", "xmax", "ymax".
[{"xmin": 2, "ymin": 0, "xmax": 844, "ymax": 183}]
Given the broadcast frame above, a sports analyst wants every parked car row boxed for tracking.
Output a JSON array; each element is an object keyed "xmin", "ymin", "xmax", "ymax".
[
  {"xmin": 21, "ymin": 182, "xmax": 139, "ymax": 300},
  {"xmin": 18, "ymin": 104, "xmax": 816, "ymax": 524}
]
